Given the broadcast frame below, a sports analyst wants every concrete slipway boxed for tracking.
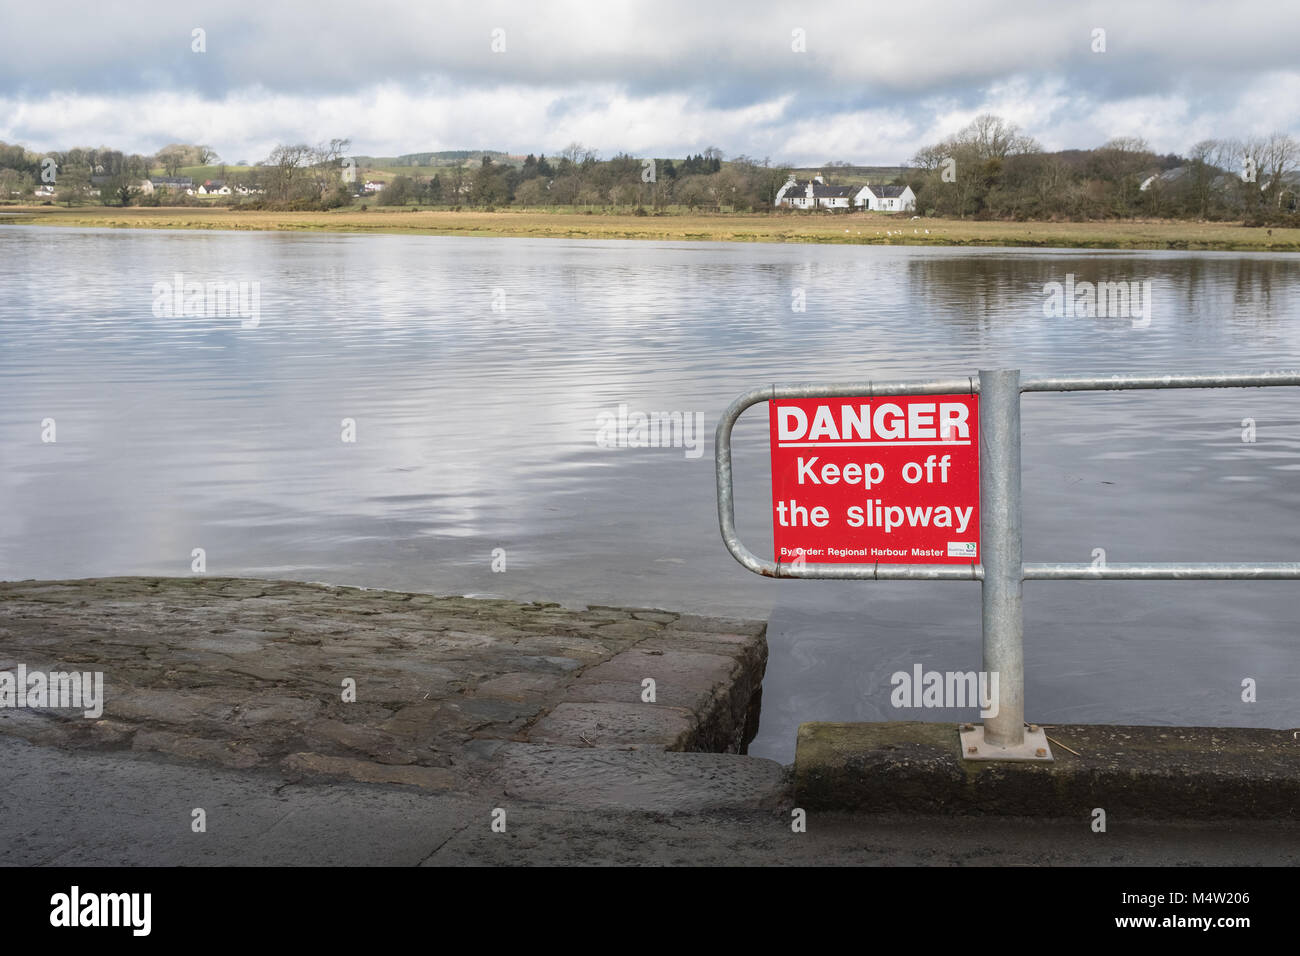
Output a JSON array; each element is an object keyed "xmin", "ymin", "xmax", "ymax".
[{"xmin": 1, "ymin": 577, "xmax": 1297, "ymax": 865}]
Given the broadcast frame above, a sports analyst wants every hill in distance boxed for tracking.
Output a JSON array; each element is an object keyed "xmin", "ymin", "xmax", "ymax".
[{"xmin": 354, "ymin": 150, "xmax": 521, "ymax": 170}]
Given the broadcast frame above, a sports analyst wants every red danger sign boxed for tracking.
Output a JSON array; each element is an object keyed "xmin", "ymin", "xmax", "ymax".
[{"xmin": 768, "ymin": 394, "xmax": 980, "ymax": 565}]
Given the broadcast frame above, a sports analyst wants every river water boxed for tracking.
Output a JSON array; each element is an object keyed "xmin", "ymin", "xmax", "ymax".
[{"xmin": 1, "ymin": 225, "xmax": 1297, "ymax": 761}]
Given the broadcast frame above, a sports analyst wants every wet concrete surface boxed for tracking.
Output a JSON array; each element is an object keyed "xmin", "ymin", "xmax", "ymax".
[{"xmin": 4, "ymin": 736, "xmax": 1298, "ymax": 866}]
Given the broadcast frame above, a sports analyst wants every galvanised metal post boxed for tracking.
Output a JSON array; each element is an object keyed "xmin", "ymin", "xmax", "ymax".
[{"xmin": 978, "ymin": 369, "xmax": 1024, "ymax": 748}]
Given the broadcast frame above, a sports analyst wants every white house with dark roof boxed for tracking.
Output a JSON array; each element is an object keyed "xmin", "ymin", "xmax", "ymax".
[
  {"xmin": 853, "ymin": 183, "xmax": 917, "ymax": 211},
  {"xmin": 777, "ymin": 174, "xmax": 916, "ymax": 211},
  {"xmin": 143, "ymin": 177, "xmax": 195, "ymax": 196},
  {"xmin": 775, "ymin": 173, "xmax": 856, "ymax": 209}
]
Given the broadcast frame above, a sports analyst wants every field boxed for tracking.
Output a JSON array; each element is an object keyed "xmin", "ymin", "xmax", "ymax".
[{"xmin": 3, "ymin": 204, "xmax": 1299, "ymax": 251}]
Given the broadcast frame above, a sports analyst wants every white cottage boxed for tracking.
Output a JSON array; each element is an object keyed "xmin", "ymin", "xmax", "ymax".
[
  {"xmin": 853, "ymin": 184, "xmax": 916, "ymax": 211},
  {"xmin": 775, "ymin": 174, "xmax": 856, "ymax": 209},
  {"xmin": 146, "ymin": 177, "xmax": 195, "ymax": 195},
  {"xmin": 777, "ymin": 174, "xmax": 917, "ymax": 211}
]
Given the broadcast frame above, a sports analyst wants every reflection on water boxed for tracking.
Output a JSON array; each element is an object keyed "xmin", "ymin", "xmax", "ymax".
[{"xmin": 2, "ymin": 226, "xmax": 1298, "ymax": 763}]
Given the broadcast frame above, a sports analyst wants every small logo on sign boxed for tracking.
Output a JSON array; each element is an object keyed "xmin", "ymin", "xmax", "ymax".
[{"xmin": 948, "ymin": 541, "xmax": 977, "ymax": 558}]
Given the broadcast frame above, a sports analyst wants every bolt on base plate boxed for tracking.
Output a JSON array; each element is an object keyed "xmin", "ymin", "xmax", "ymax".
[{"xmin": 958, "ymin": 723, "xmax": 1054, "ymax": 762}]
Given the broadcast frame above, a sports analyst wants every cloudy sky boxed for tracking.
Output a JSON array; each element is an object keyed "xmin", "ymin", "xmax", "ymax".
[{"xmin": 2, "ymin": 0, "xmax": 1298, "ymax": 165}]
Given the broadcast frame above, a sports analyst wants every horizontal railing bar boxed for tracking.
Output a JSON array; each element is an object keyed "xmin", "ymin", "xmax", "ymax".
[
  {"xmin": 1024, "ymin": 562, "xmax": 1300, "ymax": 580},
  {"xmin": 1022, "ymin": 371, "xmax": 1300, "ymax": 392},
  {"xmin": 771, "ymin": 562, "xmax": 981, "ymax": 580},
  {"xmin": 767, "ymin": 378, "xmax": 979, "ymax": 398}
]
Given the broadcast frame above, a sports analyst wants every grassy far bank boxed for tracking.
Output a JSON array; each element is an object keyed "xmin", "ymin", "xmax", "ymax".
[{"xmin": 3, "ymin": 204, "xmax": 1300, "ymax": 251}]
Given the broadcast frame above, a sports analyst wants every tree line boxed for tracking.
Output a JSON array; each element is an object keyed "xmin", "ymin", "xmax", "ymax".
[
  {"xmin": 906, "ymin": 115, "xmax": 1299, "ymax": 224},
  {"xmin": 0, "ymin": 141, "xmax": 228, "ymax": 206},
  {"xmin": 374, "ymin": 145, "xmax": 782, "ymax": 212},
  {"xmin": 3, "ymin": 120, "xmax": 1298, "ymax": 223}
]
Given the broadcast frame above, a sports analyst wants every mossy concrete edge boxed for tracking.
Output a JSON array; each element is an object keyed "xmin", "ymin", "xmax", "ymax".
[{"xmin": 795, "ymin": 721, "xmax": 1300, "ymax": 820}]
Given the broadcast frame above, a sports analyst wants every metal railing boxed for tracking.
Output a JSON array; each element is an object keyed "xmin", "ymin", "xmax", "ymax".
[{"xmin": 715, "ymin": 368, "xmax": 1300, "ymax": 758}]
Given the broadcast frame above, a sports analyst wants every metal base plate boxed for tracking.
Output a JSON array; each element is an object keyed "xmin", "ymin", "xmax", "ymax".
[{"xmin": 959, "ymin": 724, "xmax": 1054, "ymax": 762}]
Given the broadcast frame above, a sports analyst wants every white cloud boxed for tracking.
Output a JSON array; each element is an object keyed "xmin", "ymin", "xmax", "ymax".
[{"xmin": 2, "ymin": 1, "xmax": 1298, "ymax": 162}]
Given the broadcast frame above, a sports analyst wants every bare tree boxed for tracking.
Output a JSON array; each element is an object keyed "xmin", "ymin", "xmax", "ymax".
[
  {"xmin": 1101, "ymin": 136, "xmax": 1149, "ymax": 154},
  {"xmin": 556, "ymin": 142, "xmax": 599, "ymax": 203},
  {"xmin": 1093, "ymin": 137, "xmax": 1155, "ymax": 216},
  {"xmin": 959, "ymin": 114, "xmax": 1040, "ymax": 161},
  {"xmin": 559, "ymin": 142, "xmax": 597, "ymax": 165},
  {"xmin": 1234, "ymin": 136, "xmax": 1270, "ymax": 214},
  {"xmin": 307, "ymin": 138, "xmax": 351, "ymax": 199},
  {"xmin": 1259, "ymin": 132, "xmax": 1299, "ymax": 209},
  {"xmin": 156, "ymin": 145, "xmax": 188, "ymax": 177},
  {"xmin": 263, "ymin": 143, "xmax": 313, "ymax": 201},
  {"xmin": 909, "ymin": 143, "xmax": 950, "ymax": 170},
  {"xmin": 1186, "ymin": 139, "xmax": 1222, "ymax": 218}
]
